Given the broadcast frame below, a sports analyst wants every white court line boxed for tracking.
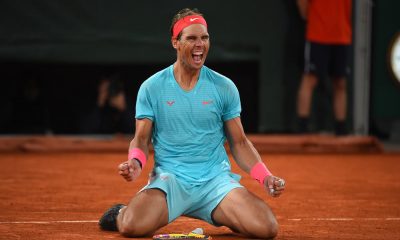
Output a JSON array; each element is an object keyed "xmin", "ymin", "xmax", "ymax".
[
  {"xmin": 0, "ymin": 218, "xmax": 399, "ymax": 224},
  {"xmin": 0, "ymin": 220, "xmax": 98, "ymax": 224},
  {"xmin": 313, "ymin": 218, "xmax": 354, "ymax": 221},
  {"xmin": 287, "ymin": 217, "xmax": 400, "ymax": 221}
]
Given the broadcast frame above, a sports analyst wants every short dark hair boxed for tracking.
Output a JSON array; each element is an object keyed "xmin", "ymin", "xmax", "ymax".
[{"xmin": 170, "ymin": 8, "xmax": 203, "ymax": 39}]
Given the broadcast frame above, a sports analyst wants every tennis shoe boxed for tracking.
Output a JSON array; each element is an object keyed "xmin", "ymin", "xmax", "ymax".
[{"xmin": 98, "ymin": 203, "xmax": 125, "ymax": 231}]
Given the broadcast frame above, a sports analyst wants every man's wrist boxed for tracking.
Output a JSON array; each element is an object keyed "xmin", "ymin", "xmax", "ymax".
[
  {"xmin": 133, "ymin": 158, "xmax": 142, "ymax": 169},
  {"xmin": 128, "ymin": 148, "xmax": 147, "ymax": 169},
  {"xmin": 250, "ymin": 162, "xmax": 273, "ymax": 185}
]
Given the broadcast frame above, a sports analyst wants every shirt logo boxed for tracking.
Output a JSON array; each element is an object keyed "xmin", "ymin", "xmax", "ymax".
[
  {"xmin": 190, "ymin": 18, "xmax": 200, "ymax": 22},
  {"xmin": 166, "ymin": 100, "xmax": 175, "ymax": 106},
  {"xmin": 160, "ymin": 175, "xmax": 169, "ymax": 181},
  {"xmin": 202, "ymin": 100, "xmax": 213, "ymax": 105}
]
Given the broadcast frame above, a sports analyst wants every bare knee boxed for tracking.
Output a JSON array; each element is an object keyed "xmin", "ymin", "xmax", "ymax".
[
  {"xmin": 252, "ymin": 217, "xmax": 279, "ymax": 239},
  {"xmin": 215, "ymin": 188, "xmax": 279, "ymax": 239},
  {"xmin": 333, "ymin": 77, "xmax": 346, "ymax": 92},
  {"xmin": 117, "ymin": 189, "xmax": 168, "ymax": 237},
  {"xmin": 118, "ymin": 212, "xmax": 156, "ymax": 237},
  {"xmin": 265, "ymin": 219, "xmax": 279, "ymax": 239},
  {"xmin": 119, "ymin": 219, "xmax": 153, "ymax": 237},
  {"xmin": 118, "ymin": 217, "xmax": 140, "ymax": 237},
  {"xmin": 302, "ymin": 73, "xmax": 318, "ymax": 89},
  {"xmin": 232, "ymin": 214, "xmax": 278, "ymax": 239},
  {"xmin": 119, "ymin": 223, "xmax": 138, "ymax": 237}
]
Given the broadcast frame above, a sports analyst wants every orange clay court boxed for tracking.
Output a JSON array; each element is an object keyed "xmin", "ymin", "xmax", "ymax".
[{"xmin": 0, "ymin": 135, "xmax": 399, "ymax": 240}]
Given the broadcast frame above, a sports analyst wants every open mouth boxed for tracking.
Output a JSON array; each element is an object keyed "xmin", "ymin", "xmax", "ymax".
[{"xmin": 192, "ymin": 52, "xmax": 203, "ymax": 64}]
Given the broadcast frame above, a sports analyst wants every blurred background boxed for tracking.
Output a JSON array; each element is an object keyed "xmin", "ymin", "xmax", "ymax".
[{"xmin": 0, "ymin": 0, "xmax": 399, "ymax": 143}]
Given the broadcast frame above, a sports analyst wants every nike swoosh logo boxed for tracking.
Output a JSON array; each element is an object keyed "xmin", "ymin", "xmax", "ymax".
[{"xmin": 190, "ymin": 18, "xmax": 200, "ymax": 22}]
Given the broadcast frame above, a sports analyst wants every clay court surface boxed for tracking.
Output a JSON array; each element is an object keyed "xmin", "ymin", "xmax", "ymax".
[{"xmin": 0, "ymin": 135, "xmax": 399, "ymax": 240}]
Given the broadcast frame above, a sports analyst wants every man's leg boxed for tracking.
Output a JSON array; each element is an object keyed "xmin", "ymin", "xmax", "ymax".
[
  {"xmin": 212, "ymin": 188, "xmax": 278, "ymax": 239},
  {"xmin": 297, "ymin": 73, "xmax": 318, "ymax": 132},
  {"xmin": 117, "ymin": 189, "xmax": 169, "ymax": 237},
  {"xmin": 332, "ymin": 77, "xmax": 347, "ymax": 121},
  {"xmin": 330, "ymin": 44, "xmax": 350, "ymax": 135},
  {"xmin": 332, "ymin": 77, "xmax": 347, "ymax": 135}
]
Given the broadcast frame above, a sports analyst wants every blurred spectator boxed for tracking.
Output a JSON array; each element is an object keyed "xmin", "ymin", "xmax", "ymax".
[
  {"xmin": 80, "ymin": 74, "xmax": 133, "ymax": 134},
  {"xmin": 296, "ymin": 0, "xmax": 352, "ymax": 135}
]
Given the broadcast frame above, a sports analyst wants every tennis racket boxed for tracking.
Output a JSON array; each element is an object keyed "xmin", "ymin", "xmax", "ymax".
[
  {"xmin": 153, "ymin": 228, "xmax": 211, "ymax": 239},
  {"xmin": 152, "ymin": 233, "xmax": 211, "ymax": 239}
]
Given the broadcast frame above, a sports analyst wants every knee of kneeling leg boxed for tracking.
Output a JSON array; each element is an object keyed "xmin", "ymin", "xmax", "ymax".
[
  {"xmin": 119, "ymin": 224, "xmax": 135, "ymax": 237},
  {"xmin": 268, "ymin": 221, "xmax": 279, "ymax": 238},
  {"xmin": 119, "ymin": 222, "xmax": 146, "ymax": 237},
  {"xmin": 259, "ymin": 219, "xmax": 279, "ymax": 239},
  {"xmin": 249, "ymin": 219, "xmax": 278, "ymax": 239}
]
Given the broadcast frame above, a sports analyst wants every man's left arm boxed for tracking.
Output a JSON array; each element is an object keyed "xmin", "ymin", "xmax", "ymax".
[{"xmin": 224, "ymin": 117, "xmax": 285, "ymax": 197}]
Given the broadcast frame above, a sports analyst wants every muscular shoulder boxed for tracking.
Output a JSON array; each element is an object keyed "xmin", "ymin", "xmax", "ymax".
[
  {"xmin": 140, "ymin": 65, "xmax": 171, "ymax": 91},
  {"xmin": 202, "ymin": 66, "xmax": 238, "ymax": 92}
]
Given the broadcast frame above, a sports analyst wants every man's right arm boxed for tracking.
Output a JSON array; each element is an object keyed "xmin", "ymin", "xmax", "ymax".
[
  {"xmin": 119, "ymin": 118, "xmax": 153, "ymax": 181},
  {"xmin": 130, "ymin": 118, "xmax": 153, "ymax": 156}
]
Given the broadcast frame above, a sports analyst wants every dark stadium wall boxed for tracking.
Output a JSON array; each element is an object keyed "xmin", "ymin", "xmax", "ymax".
[
  {"xmin": 1, "ymin": 0, "xmax": 399, "ymax": 137},
  {"xmin": 0, "ymin": 0, "xmax": 288, "ymax": 134}
]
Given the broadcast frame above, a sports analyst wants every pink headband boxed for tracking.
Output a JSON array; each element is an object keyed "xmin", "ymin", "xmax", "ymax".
[{"xmin": 172, "ymin": 15, "xmax": 207, "ymax": 38}]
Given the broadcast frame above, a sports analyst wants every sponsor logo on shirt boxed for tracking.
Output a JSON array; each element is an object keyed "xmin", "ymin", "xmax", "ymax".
[
  {"xmin": 160, "ymin": 175, "xmax": 169, "ymax": 181},
  {"xmin": 166, "ymin": 100, "xmax": 175, "ymax": 106}
]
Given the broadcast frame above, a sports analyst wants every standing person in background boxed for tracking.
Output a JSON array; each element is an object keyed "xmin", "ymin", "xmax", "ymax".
[
  {"xmin": 80, "ymin": 74, "xmax": 132, "ymax": 134},
  {"xmin": 98, "ymin": 8, "xmax": 285, "ymax": 239},
  {"xmin": 296, "ymin": 0, "xmax": 352, "ymax": 135}
]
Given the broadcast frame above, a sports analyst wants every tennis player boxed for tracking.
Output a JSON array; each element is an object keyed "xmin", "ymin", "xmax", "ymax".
[{"xmin": 99, "ymin": 8, "xmax": 285, "ymax": 239}]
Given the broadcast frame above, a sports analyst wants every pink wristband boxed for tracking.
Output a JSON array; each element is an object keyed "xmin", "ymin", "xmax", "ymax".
[
  {"xmin": 128, "ymin": 148, "xmax": 147, "ymax": 169},
  {"xmin": 250, "ymin": 162, "xmax": 272, "ymax": 185}
]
